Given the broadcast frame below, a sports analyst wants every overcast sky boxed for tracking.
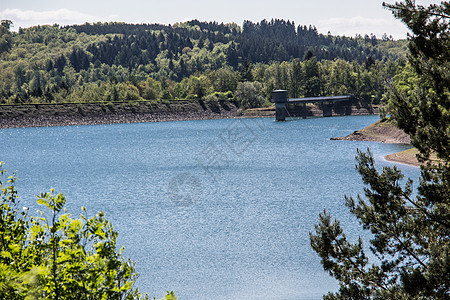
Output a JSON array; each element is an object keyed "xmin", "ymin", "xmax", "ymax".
[{"xmin": 0, "ymin": 0, "xmax": 442, "ymax": 39}]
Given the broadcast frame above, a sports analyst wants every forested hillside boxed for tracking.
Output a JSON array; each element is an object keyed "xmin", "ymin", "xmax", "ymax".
[{"xmin": 0, "ymin": 19, "xmax": 407, "ymax": 106}]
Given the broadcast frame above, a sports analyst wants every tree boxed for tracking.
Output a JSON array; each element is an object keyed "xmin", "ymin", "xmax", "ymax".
[
  {"xmin": 234, "ymin": 81, "xmax": 265, "ymax": 108},
  {"xmin": 310, "ymin": 1, "xmax": 450, "ymax": 299},
  {"xmin": 303, "ymin": 57, "xmax": 322, "ymax": 97},
  {"xmin": 383, "ymin": 0, "xmax": 450, "ymax": 161},
  {"xmin": 1, "ymin": 20, "xmax": 13, "ymax": 30},
  {"xmin": 291, "ymin": 58, "xmax": 303, "ymax": 98},
  {"xmin": 55, "ymin": 55, "xmax": 67, "ymax": 73},
  {"xmin": 0, "ymin": 162, "xmax": 148, "ymax": 299},
  {"xmin": 69, "ymin": 47, "xmax": 90, "ymax": 72},
  {"xmin": 211, "ymin": 67, "xmax": 238, "ymax": 93},
  {"xmin": 225, "ymin": 42, "xmax": 238, "ymax": 68},
  {"xmin": 0, "ymin": 163, "xmax": 31, "ymax": 299},
  {"xmin": 0, "ymin": 21, "xmax": 13, "ymax": 54},
  {"xmin": 139, "ymin": 77, "xmax": 162, "ymax": 100},
  {"xmin": 239, "ymin": 60, "xmax": 253, "ymax": 82}
]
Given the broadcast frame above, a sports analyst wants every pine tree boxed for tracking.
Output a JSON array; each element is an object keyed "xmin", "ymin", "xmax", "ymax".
[
  {"xmin": 239, "ymin": 60, "xmax": 253, "ymax": 82},
  {"xmin": 310, "ymin": 2, "xmax": 450, "ymax": 299}
]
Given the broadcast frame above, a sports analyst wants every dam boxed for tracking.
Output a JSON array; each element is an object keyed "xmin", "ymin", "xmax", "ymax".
[{"xmin": 271, "ymin": 90, "xmax": 355, "ymax": 121}]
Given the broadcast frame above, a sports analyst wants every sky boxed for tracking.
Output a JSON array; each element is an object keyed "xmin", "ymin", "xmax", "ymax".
[{"xmin": 0, "ymin": 0, "xmax": 443, "ymax": 39}]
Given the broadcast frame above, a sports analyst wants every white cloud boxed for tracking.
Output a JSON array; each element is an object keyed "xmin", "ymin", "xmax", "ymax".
[
  {"xmin": 317, "ymin": 16, "xmax": 409, "ymax": 40},
  {"xmin": 0, "ymin": 8, "xmax": 106, "ymax": 30}
]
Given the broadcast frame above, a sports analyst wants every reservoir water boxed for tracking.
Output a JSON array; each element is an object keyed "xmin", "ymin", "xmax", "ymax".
[{"xmin": 0, "ymin": 115, "xmax": 419, "ymax": 299}]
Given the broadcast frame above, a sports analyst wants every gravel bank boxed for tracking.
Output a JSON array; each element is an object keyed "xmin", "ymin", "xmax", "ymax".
[
  {"xmin": 0, "ymin": 100, "xmax": 242, "ymax": 128},
  {"xmin": 0, "ymin": 101, "xmax": 380, "ymax": 129}
]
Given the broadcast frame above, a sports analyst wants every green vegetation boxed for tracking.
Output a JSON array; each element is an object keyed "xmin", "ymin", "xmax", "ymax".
[
  {"xmin": 234, "ymin": 81, "xmax": 265, "ymax": 108},
  {"xmin": 0, "ymin": 19, "xmax": 407, "ymax": 106},
  {"xmin": 0, "ymin": 161, "xmax": 177, "ymax": 299},
  {"xmin": 310, "ymin": 1, "xmax": 450, "ymax": 298},
  {"xmin": 2, "ymin": 9, "xmax": 440, "ymax": 300}
]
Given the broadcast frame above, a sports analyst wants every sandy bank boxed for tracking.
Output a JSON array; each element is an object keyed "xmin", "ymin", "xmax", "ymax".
[
  {"xmin": 384, "ymin": 148, "xmax": 421, "ymax": 167},
  {"xmin": 384, "ymin": 148, "xmax": 441, "ymax": 167}
]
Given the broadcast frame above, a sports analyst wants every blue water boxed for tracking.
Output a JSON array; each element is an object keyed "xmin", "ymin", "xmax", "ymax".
[{"xmin": 0, "ymin": 115, "xmax": 419, "ymax": 299}]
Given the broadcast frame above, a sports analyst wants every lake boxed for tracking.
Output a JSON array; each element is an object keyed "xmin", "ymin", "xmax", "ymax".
[{"xmin": 0, "ymin": 115, "xmax": 419, "ymax": 299}]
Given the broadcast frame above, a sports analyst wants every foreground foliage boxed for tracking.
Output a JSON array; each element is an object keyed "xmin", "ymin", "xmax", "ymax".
[
  {"xmin": 0, "ymin": 161, "xmax": 166, "ymax": 299},
  {"xmin": 310, "ymin": 1, "xmax": 449, "ymax": 299}
]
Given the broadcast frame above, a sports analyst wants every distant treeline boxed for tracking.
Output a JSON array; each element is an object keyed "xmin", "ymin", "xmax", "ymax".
[
  {"xmin": 0, "ymin": 19, "xmax": 407, "ymax": 106},
  {"xmin": 69, "ymin": 20, "xmax": 402, "ymax": 66}
]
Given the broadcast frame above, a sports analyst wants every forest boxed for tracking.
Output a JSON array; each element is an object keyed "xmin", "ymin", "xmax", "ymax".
[{"xmin": 0, "ymin": 19, "xmax": 407, "ymax": 107}]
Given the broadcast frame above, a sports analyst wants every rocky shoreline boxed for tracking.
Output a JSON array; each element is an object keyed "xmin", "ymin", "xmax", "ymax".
[
  {"xmin": 331, "ymin": 118, "xmax": 411, "ymax": 144},
  {"xmin": 0, "ymin": 110, "xmax": 242, "ymax": 128},
  {"xmin": 0, "ymin": 100, "xmax": 380, "ymax": 129},
  {"xmin": 330, "ymin": 118, "xmax": 426, "ymax": 166},
  {"xmin": 0, "ymin": 100, "xmax": 242, "ymax": 129}
]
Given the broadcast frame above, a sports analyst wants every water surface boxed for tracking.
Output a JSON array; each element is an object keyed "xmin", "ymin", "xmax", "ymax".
[{"xmin": 0, "ymin": 115, "xmax": 419, "ymax": 299}]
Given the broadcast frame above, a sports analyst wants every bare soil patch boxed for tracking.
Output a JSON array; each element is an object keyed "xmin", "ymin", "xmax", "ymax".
[
  {"xmin": 384, "ymin": 148, "xmax": 421, "ymax": 167},
  {"xmin": 331, "ymin": 118, "xmax": 411, "ymax": 144}
]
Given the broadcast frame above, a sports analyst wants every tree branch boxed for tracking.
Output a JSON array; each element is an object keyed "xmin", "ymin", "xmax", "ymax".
[
  {"xmin": 333, "ymin": 238, "xmax": 389, "ymax": 291},
  {"xmin": 374, "ymin": 222, "xmax": 428, "ymax": 270},
  {"xmin": 401, "ymin": 191, "xmax": 450, "ymax": 229},
  {"xmin": 382, "ymin": 2, "xmax": 450, "ymax": 20}
]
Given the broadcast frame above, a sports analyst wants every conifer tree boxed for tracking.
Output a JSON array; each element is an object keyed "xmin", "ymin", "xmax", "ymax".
[{"xmin": 310, "ymin": 1, "xmax": 450, "ymax": 299}]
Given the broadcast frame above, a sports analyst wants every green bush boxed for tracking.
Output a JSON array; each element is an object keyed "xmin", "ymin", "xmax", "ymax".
[
  {"xmin": 234, "ymin": 82, "xmax": 264, "ymax": 109},
  {"xmin": 212, "ymin": 91, "xmax": 233, "ymax": 100},
  {"xmin": 0, "ymin": 162, "xmax": 147, "ymax": 299}
]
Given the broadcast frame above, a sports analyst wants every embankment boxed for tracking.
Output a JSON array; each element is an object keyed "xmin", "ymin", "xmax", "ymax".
[
  {"xmin": 0, "ymin": 99, "xmax": 240, "ymax": 128},
  {"xmin": 0, "ymin": 100, "xmax": 379, "ymax": 129}
]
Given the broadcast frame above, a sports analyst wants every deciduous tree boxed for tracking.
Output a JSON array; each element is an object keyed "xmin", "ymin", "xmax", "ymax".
[
  {"xmin": 0, "ymin": 162, "xmax": 148, "ymax": 299},
  {"xmin": 234, "ymin": 81, "xmax": 265, "ymax": 108}
]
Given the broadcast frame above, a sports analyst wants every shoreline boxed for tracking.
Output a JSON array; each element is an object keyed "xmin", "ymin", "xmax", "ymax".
[
  {"xmin": 331, "ymin": 118, "xmax": 411, "ymax": 144},
  {"xmin": 0, "ymin": 101, "xmax": 378, "ymax": 129},
  {"xmin": 384, "ymin": 148, "xmax": 421, "ymax": 167},
  {"xmin": 0, "ymin": 100, "xmax": 242, "ymax": 129},
  {"xmin": 1, "ymin": 102, "xmax": 423, "ymax": 167},
  {"xmin": 384, "ymin": 148, "xmax": 440, "ymax": 167},
  {"xmin": 331, "ymin": 118, "xmax": 424, "ymax": 167},
  {"xmin": 0, "ymin": 111, "xmax": 244, "ymax": 129},
  {"xmin": 1, "ymin": 102, "xmax": 421, "ymax": 167}
]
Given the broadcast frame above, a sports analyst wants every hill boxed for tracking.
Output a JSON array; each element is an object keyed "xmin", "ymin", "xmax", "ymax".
[{"xmin": 0, "ymin": 19, "xmax": 408, "ymax": 106}]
